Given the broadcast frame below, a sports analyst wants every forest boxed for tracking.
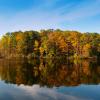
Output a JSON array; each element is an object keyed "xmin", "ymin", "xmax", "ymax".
[{"xmin": 0, "ymin": 29, "xmax": 100, "ymax": 59}]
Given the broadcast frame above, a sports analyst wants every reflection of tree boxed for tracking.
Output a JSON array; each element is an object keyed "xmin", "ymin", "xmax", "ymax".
[{"xmin": 0, "ymin": 59, "xmax": 100, "ymax": 87}]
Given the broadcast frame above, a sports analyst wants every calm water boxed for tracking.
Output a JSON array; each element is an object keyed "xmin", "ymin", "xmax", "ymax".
[{"xmin": 0, "ymin": 58, "xmax": 100, "ymax": 100}]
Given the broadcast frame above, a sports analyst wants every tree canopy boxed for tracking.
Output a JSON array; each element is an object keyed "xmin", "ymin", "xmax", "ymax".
[{"xmin": 0, "ymin": 29, "xmax": 100, "ymax": 59}]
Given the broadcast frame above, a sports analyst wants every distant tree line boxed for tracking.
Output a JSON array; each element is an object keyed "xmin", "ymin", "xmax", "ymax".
[{"xmin": 0, "ymin": 29, "xmax": 100, "ymax": 59}]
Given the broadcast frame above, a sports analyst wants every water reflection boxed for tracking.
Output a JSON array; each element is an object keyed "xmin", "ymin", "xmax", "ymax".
[
  {"xmin": 1, "ymin": 81, "xmax": 99, "ymax": 100},
  {"xmin": 0, "ymin": 58, "xmax": 100, "ymax": 86}
]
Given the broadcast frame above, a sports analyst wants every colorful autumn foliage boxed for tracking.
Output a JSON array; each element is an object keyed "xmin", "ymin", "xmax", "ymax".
[{"xmin": 0, "ymin": 29, "xmax": 100, "ymax": 58}]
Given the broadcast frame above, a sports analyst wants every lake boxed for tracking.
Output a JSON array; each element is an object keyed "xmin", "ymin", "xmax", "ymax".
[{"xmin": 0, "ymin": 58, "xmax": 100, "ymax": 100}]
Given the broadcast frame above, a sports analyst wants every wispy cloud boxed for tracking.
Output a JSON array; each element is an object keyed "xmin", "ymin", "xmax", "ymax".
[{"xmin": 0, "ymin": 0, "xmax": 100, "ymax": 36}]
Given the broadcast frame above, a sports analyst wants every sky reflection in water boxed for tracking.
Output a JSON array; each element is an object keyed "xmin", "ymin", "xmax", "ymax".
[
  {"xmin": 0, "ymin": 81, "xmax": 100, "ymax": 100},
  {"xmin": 0, "ymin": 59, "xmax": 100, "ymax": 100}
]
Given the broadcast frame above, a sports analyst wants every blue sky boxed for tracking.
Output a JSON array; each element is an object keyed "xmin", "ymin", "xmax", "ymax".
[{"xmin": 0, "ymin": 0, "xmax": 100, "ymax": 36}]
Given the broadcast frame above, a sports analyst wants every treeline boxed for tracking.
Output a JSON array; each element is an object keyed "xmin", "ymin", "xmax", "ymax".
[{"xmin": 0, "ymin": 29, "xmax": 100, "ymax": 59}]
